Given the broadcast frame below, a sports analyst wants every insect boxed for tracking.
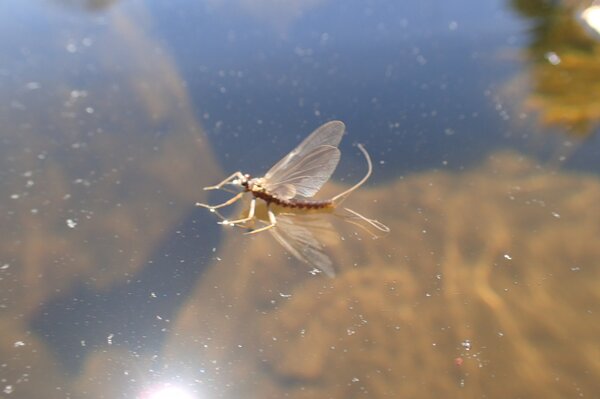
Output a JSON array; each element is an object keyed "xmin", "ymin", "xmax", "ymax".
[{"xmin": 196, "ymin": 120, "xmax": 390, "ymax": 276}]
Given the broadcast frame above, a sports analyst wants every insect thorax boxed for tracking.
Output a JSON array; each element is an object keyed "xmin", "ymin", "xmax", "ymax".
[{"xmin": 246, "ymin": 177, "xmax": 265, "ymax": 193}]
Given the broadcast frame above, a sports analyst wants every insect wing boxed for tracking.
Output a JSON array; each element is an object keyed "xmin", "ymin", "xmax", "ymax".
[
  {"xmin": 264, "ymin": 121, "xmax": 345, "ymax": 199},
  {"xmin": 264, "ymin": 145, "xmax": 340, "ymax": 199},
  {"xmin": 269, "ymin": 214, "xmax": 335, "ymax": 277}
]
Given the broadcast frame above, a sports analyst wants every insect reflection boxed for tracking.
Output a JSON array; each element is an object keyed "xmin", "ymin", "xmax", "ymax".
[{"xmin": 196, "ymin": 120, "xmax": 390, "ymax": 276}]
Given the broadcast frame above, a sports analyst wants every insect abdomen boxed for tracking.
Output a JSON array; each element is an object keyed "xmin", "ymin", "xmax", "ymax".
[
  {"xmin": 283, "ymin": 198, "xmax": 333, "ymax": 210},
  {"xmin": 252, "ymin": 190, "xmax": 332, "ymax": 209}
]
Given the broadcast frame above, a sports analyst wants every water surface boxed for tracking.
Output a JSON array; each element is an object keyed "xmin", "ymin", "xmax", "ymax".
[{"xmin": 1, "ymin": 0, "xmax": 600, "ymax": 397}]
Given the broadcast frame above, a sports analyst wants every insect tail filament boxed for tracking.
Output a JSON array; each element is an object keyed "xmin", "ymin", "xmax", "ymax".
[
  {"xmin": 342, "ymin": 207, "xmax": 390, "ymax": 234},
  {"xmin": 331, "ymin": 143, "xmax": 373, "ymax": 205}
]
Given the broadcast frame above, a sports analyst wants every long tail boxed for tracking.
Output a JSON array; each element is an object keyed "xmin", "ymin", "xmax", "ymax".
[
  {"xmin": 331, "ymin": 143, "xmax": 373, "ymax": 205},
  {"xmin": 342, "ymin": 207, "xmax": 390, "ymax": 233}
]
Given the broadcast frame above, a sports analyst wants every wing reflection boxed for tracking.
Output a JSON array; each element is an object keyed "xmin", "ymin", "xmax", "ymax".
[{"xmin": 268, "ymin": 213, "xmax": 336, "ymax": 277}]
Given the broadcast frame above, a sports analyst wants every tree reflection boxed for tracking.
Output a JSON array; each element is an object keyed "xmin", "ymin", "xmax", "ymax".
[{"xmin": 511, "ymin": 0, "xmax": 600, "ymax": 136}]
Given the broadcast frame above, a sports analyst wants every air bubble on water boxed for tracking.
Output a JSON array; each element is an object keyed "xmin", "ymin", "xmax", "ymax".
[
  {"xmin": 461, "ymin": 339, "xmax": 471, "ymax": 351},
  {"xmin": 545, "ymin": 51, "xmax": 561, "ymax": 65},
  {"xmin": 66, "ymin": 43, "xmax": 77, "ymax": 53}
]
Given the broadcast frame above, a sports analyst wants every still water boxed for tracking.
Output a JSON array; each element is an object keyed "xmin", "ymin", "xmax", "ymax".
[{"xmin": 1, "ymin": 0, "xmax": 600, "ymax": 398}]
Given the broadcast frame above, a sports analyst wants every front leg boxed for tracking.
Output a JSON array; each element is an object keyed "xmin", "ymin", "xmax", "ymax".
[
  {"xmin": 220, "ymin": 198, "xmax": 256, "ymax": 226},
  {"xmin": 203, "ymin": 171, "xmax": 246, "ymax": 191},
  {"xmin": 245, "ymin": 206, "xmax": 277, "ymax": 234},
  {"xmin": 196, "ymin": 191, "xmax": 244, "ymax": 210}
]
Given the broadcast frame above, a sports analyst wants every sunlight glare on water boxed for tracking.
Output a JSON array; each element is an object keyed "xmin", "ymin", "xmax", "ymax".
[{"xmin": 142, "ymin": 384, "xmax": 197, "ymax": 399}]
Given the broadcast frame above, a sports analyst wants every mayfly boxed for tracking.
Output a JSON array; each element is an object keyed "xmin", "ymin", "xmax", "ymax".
[{"xmin": 196, "ymin": 120, "xmax": 390, "ymax": 276}]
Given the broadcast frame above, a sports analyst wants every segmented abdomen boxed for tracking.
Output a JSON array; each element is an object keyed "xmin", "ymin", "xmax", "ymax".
[{"xmin": 252, "ymin": 190, "xmax": 333, "ymax": 209}]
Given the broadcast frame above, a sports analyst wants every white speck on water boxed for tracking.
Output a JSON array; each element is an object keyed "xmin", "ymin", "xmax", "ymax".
[
  {"xmin": 279, "ymin": 292, "xmax": 292, "ymax": 298},
  {"xmin": 1, "ymin": 264, "xmax": 10, "ymax": 270},
  {"xmin": 351, "ymin": 377, "xmax": 360, "ymax": 383},
  {"xmin": 70, "ymin": 90, "xmax": 88, "ymax": 99},
  {"xmin": 73, "ymin": 178, "xmax": 91, "ymax": 186},
  {"xmin": 25, "ymin": 82, "xmax": 41, "ymax": 90},
  {"xmin": 66, "ymin": 42, "xmax": 77, "ymax": 53},
  {"xmin": 551, "ymin": 212, "xmax": 560, "ymax": 218},
  {"xmin": 449, "ymin": 21, "xmax": 458, "ymax": 31},
  {"xmin": 570, "ymin": 266, "xmax": 581, "ymax": 272},
  {"xmin": 85, "ymin": 107, "xmax": 94, "ymax": 114},
  {"xmin": 504, "ymin": 254, "xmax": 512, "ymax": 260},
  {"xmin": 151, "ymin": 292, "xmax": 157, "ymax": 298},
  {"xmin": 107, "ymin": 333, "xmax": 114, "ymax": 345},
  {"xmin": 10, "ymin": 194, "xmax": 20, "ymax": 199},
  {"xmin": 545, "ymin": 51, "xmax": 561, "ymax": 65},
  {"xmin": 66, "ymin": 219, "xmax": 77, "ymax": 228},
  {"xmin": 4, "ymin": 385, "xmax": 13, "ymax": 394},
  {"xmin": 81, "ymin": 340, "xmax": 86, "ymax": 347},
  {"xmin": 13, "ymin": 341, "xmax": 25, "ymax": 348},
  {"xmin": 461, "ymin": 339, "xmax": 471, "ymax": 351}
]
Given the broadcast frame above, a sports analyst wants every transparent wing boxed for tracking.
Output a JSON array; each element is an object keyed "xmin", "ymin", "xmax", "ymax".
[
  {"xmin": 265, "ymin": 145, "xmax": 340, "ymax": 199},
  {"xmin": 264, "ymin": 121, "xmax": 345, "ymax": 199},
  {"xmin": 268, "ymin": 214, "xmax": 335, "ymax": 277}
]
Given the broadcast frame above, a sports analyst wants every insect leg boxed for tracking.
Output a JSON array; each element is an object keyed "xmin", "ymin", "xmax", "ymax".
[
  {"xmin": 203, "ymin": 171, "xmax": 246, "ymax": 191},
  {"xmin": 196, "ymin": 191, "xmax": 244, "ymax": 210},
  {"xmin": 219, "ymin": 197, "xmax": 256, "ymax": 226},
  {"xmin": 245, "ymin": 206, "xmax": 277, "ymax": 234}
]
